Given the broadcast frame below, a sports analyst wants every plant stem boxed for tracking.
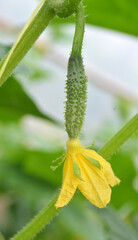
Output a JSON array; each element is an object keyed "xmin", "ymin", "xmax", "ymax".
[
  {"xmin": 0, "ymin": 0, "xmax": 56, "ymax": 86},
  {"xmin": 98, "ymin": 113, "xmax": 138, "ymax": 159},
  {"xmin": 11, "ymin": 194, "xmax": 59, "ymax": 240},
  {"xmin": 71, "ymin": 3, "xmax": 85, "ymax": 56},
  {"xmin": 11, "ymin": 114, "xmax": 138, "ymax": 240}
]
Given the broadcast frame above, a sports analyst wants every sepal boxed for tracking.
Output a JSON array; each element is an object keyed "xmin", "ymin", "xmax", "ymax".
[
  {"xmin": 82, "ymin": 153, "xmax": 101, "ymax": 169},
  {"xmin": 51, "ymin": 154, "xmax": 66, "ymax": 171},
  {"xmin": 73, "ymin": 155, "xmax": 83, "ymax": 181}
]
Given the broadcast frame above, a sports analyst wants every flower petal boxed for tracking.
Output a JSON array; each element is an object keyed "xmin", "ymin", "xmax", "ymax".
[
  {"xmin": 78, "ymin": 155, "xmax": 111, "ymax": 208},
  {"xmin": 55, "ymin": 156, "xmax": 79, "ymax": 208},
  {"xmin": 83, "ymin": 149, "xmax": 120, "ymax": 187}
]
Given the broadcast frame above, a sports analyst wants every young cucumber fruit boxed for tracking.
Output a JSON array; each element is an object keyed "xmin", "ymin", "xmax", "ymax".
[{"xmin": 65, "ymin": 55, "xmax": 87, "ymax": 138}]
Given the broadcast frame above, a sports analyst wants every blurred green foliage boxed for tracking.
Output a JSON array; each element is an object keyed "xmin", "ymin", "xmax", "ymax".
[
  {"xmin": 85, "ymin": 0, "xmax": 138, "ymax": 36},
  {"xmin": 0, "ymin": 76, "xmax": 58, "ymax": 124},
  {"xmin": 0, "ymin": 1, "xmax": 138, "ymax": 239}
]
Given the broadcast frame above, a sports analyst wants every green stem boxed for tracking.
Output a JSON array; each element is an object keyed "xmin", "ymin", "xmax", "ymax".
[
  {"xmin": 98, "ymin": 113, "xmax": 138, "ymax": 159},
  {"xmin": 11, "ymin": 114, "xmax": 138, "ymax": 240},
  {"xmin": 0, "ymin": 0, "xmax": 56, "ymax": 86},
  {"xmin": 71, "ymin": 3, "xmax": 85, "ymax": 56},
  {"xmin": 11, "ymin": 194, "xmax": 59, "ymax": 240}
]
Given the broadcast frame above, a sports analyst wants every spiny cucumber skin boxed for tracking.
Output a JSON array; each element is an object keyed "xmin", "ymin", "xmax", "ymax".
[{"xmin": 65, "ymin": 55, "xmax": 87, "ymax": 138}]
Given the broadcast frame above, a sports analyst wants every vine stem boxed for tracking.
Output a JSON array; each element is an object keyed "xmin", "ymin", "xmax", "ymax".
[
  {"xmin": 71, "ymin": 2, "xmax": 85, "ymax": 56},
  {"xmin": 11, "ymin": 113, "xmax": 138, "ymax": 240},
  {"xmin": 11, "ymin": 194, "xmax": 59, "ymax": 240}
]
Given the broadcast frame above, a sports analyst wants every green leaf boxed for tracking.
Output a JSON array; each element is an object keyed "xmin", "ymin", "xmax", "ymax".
[
  {"xmin": 0, "ymin": 76, "xmax": 59, "ymax": 124},
  {"xmin": 85, "ymin": 0, "xmax": 138, "ymax": 36},
  {"xmin": 0, "ymin": 232, "xmax": 5, "ymax": 240},
  {"xmin": 111, "ymin": 150, "xmax": 138, "ymax": 210},
  {"xmin": 0, "ymin": 0, "xmax": 55, "ymax": 86},
  {"xmin": 82, "ymin": 153, "xmax": 101, "ymax": 169},
  {"xmin": 23, "ymin": 150, "xmax": 62, "ymax": 186},
  {"xmin": 0, "ymin": 122, "xmax": 63, "ymax": 186}
]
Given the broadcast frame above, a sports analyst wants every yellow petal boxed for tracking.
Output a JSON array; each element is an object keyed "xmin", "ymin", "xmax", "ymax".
[
  {"xmin": 55, "ymin": 156, "xmax": 79, "ymax": 208},
  {"xmin": 77, "ymin": 155, "xmax": 111, "ymax": 208},
  {"xmin": 83, "ymin": 149, "xmax": 120, "ymax": 187}
]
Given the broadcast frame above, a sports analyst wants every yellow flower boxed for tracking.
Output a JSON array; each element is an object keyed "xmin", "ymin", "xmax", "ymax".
[{"xmin": 55, "ymin": 138, "xmax": 120, "ymax": 209}]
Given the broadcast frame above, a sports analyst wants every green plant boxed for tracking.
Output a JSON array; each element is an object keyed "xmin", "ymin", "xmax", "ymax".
[{"xmin": 0, "ymin": 0, "xmax": 138, "ymax": 240}]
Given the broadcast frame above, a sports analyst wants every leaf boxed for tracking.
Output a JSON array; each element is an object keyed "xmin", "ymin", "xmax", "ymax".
[
  {"xmin": 84, "ymin": 0, "xmax": 138, "ymax": 36},
  {"xmin": 0, "ymin": 122, "xmax": 63, "ymax": 185},
  {"xmin": 110, "ymin": 150, "xmax": 138, "ymax": 210},
  {"xmin": 23, "ymin": 150, "xmax": 62, "ymax": 186},
  {"xmin": 0, "ymin": 162, "xmax": 53, "ymax": 203},
  {"xmin": 0, "ymin": 232, "xmax": 5, "ymax": 240},
  {"xmin": 0, "ymin": 0, "xmax": 55, "ymax": 86},
  {"xmin": 0, "ymin": 76, "xmax": 59, "ymax": 124}
]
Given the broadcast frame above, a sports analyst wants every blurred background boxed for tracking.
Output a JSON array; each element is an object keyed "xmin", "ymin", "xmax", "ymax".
[{"xmin": 0, "ymin": 0, "xmax": 138, "ymax": 239}]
